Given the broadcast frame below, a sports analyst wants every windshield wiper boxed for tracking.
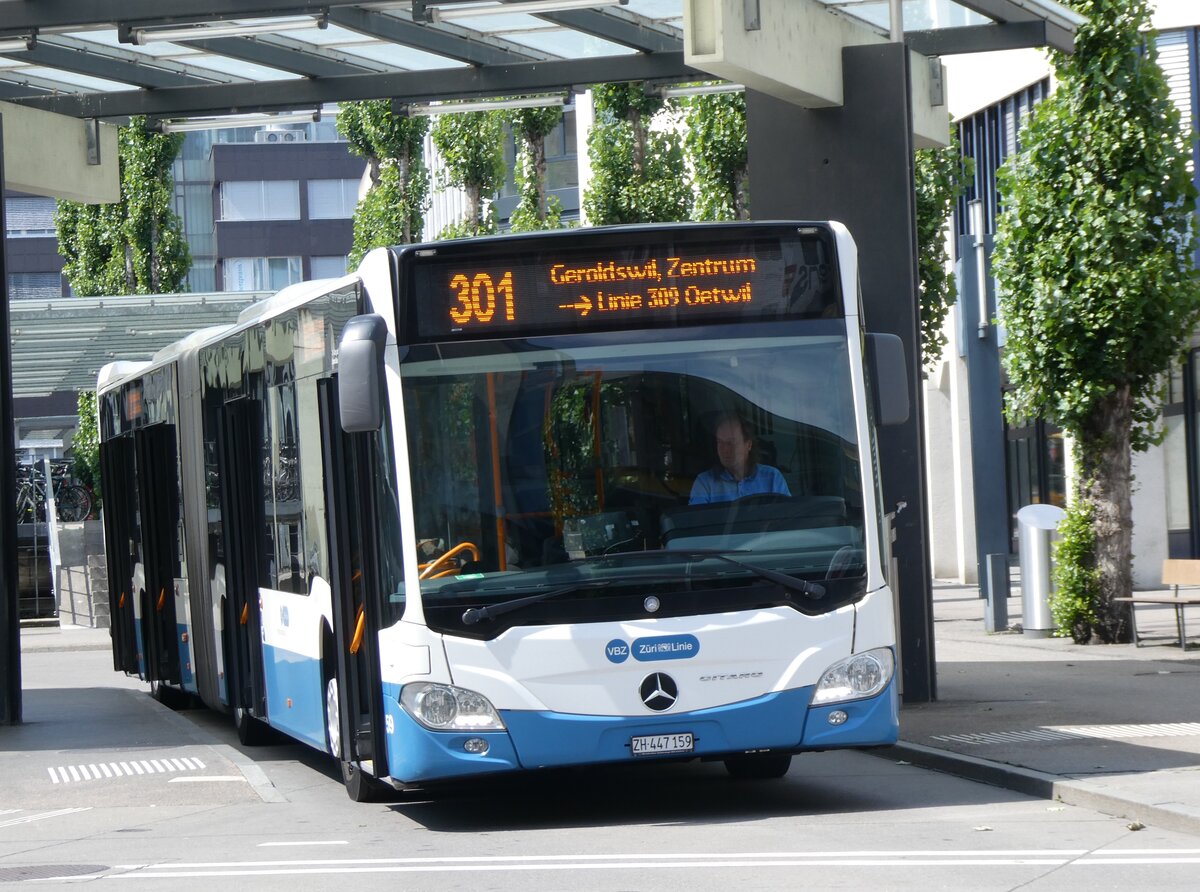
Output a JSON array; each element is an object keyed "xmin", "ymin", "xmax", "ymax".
[
  {"xmin": 574, "ymin": 548, "xmax": 826, "ymax": 601},
  {"xmin": 461, "ymin": 581, "xmax": 611, "ymax": 626}
]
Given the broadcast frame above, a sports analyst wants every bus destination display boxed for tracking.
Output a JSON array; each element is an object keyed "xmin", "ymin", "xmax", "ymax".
[{"xmin": 409, "ymin": 231, "xmax": 836, "ymax": 340}]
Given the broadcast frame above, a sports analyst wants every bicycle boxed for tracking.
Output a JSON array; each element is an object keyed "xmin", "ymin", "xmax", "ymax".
[{"xmin": 14, "ymin": 461, "xmax": 93, "ymax": 524}]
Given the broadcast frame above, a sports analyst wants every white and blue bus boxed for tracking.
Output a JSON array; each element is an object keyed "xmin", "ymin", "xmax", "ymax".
[{"xmin": 97, "ymin": 221, "xmax": 908, "ymax": 799}]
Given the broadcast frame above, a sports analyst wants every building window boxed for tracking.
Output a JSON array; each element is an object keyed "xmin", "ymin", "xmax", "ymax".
[
  {"xmin": 5, "ymin": 196, "xmax": 56, "ymax": 238},
  {"xmin": 223, "ymin": 257, "xmax": 302, "ymax": 292},
  {"xmin": 307, "ymin": 179, "xmax": 359, "ymax": 219},
  {"xmin": 219, "ymin": 181, "xmax": 300, "ymax": 221},
  {"xmin": 7, "ymin": 272, "xmax": 62, "ymax": 300},
  {"xmin": 310, "ymin": 255, "xmax": 348, "ymax": 279}
]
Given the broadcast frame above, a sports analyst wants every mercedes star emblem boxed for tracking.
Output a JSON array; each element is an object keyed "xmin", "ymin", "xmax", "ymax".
[
  {"xmin": 644, "ymin": 595, "xmax": 661, "ymax": 613},
  {"xmin": 639, "ymin": 672, "xmax": 678, "ymax": 712}
]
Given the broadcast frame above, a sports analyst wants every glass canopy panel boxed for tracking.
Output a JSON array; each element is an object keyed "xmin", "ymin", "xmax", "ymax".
[
  {"xmin": 13, "ymin": 67, "xmax": 137, "ymax": 92},
  {"xmin": 289, "ymin": 24, "xmax": 381, "ymax": 46},
  {"xmin": 815, "ymin": 0, "xmax": 991, "ymax": 33},
  {"xmin": 335, "ymin": 43, "xmax": 472, "ymax": 70},
  {"xmin": 622, "ymin": 0, "xmax": 685, "ymax": 23},
  {"xmin": 172, "ymin": 56, "xmax": 305, "ymax": 81},
  {"xmin": 497, "ymin": 28, "xmax": 639, "ymax": 57}
]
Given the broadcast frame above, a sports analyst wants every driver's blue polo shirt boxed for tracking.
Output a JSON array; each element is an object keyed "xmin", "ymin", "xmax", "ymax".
[{"xmin": 688, "ymin": 465, "xmax": 791, "ymax": 505}]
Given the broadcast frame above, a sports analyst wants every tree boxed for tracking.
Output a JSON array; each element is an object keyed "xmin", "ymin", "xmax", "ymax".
[
  {"xmin": 337, "ymin": 100, "xmax": 430, "ymax": 266},
  {"xmin": 55, "ymin": 117, "xmax": 190, "ymax": 295},
  {"xmin": 683, "ymin": 89, "xmax": 749, "ymax": 221},
  {"xmin": 992, "ymin": 0, "xmax": 1200, "ymax": 643},
  {"xmin": 507, "ymin": 104, "xmax": 565, "ymax": 233},
  {"xmin": 430, "ymin": 108, "xmax": 507, "ymax": 238},
  {"xmin": 583, "ymin": 83, "xmax": 692, "ymax": 224},
  {"xmin": 914, "ymin": 128, "xmax": 973, "ymax": 368}
]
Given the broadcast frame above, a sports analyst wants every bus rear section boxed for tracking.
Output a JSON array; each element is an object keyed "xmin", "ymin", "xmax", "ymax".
[{"xmin": 343, "ymin": 222, "xmax": 905, "ymax": 785}]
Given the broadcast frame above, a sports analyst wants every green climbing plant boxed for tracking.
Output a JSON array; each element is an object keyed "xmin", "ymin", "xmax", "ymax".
[
  {"xmin": 682, "ymin": 89, "xmax": 748, "ymax": 221},
  {"xmin": 55, "ymin": 117, "xmax": 190, "ymax": 295},
  {"xmin": 583, "ymin": 83, "xmax": 692, "ymax": 224},
  {"xmin": 914, "ymin": 127, "xmax": 973, "ymax": 368},
  {"xmin": 431, "ymin": 108, "xmax": 507, "ymax": 238},
  {"xmin": 337, "ymin": 100, "xmax": 430, "ymax": 266},
  {"xmin": 71, "ymin": 391, "xmax": 101, "ymax": 507},
  {"xmin": 507, "ymin": 104, "xmax": 566, "ymax": 233}
]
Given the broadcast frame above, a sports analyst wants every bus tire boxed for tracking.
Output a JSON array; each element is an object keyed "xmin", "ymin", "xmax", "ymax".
[
  {"xmin": 151, "ymin": 679, "xmax": 191, "ymax": 710},
  {"xmin": 341, "ymin": 760, "xmax": 391, "ymax": 803},
  {"xmin": 723, "ymin": 754, "xmax": 792, "ymax": 779},
  {"xmin": 234, "ymin": 706, "xmax": 271, "ymax": 746}
]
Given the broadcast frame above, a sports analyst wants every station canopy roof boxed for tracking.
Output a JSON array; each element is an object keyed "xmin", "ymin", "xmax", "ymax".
[{"xmin": 0, "ymin": 1, "xmax": 1082, "ymax": 124}]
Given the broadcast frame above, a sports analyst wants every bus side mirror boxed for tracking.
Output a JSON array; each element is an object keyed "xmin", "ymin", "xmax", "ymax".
[
  {"xmin": 338, "ymin": 314, "xmax": 389, "ymax": 433},
  {"xmin": 865, "ymin": 333, "xmax": 909, "ymax": 427}
]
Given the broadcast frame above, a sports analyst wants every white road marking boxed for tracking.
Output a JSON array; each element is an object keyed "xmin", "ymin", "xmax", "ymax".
[
  {"xmin": 934, "ymin": 722, "xmax": 1200, "ymax": 746},
  {"xmin": 47, "ymin": 754, "xmax": 209, "ymax": 783},
  {"xmin": 0, "ymin": 807, "xmax": 91, "ymax": 828},
  {"xmin": 102, "ymin": 848, "xmax": 1200, "ymax": 879},
  {"xmin": 257, "ymin": 841, "xmax": 350, "ymax": 848}
]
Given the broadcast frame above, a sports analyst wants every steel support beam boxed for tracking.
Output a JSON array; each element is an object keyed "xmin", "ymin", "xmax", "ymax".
[
  {"xmin": 15, "ymin": 52, "xmax": 698, "ymax": 120},
  {"xmin": 0, "ymin": 115, "xmax": 22, "ymax": 725},
  {"xmin": 182, "ymin": 37, "xmax": 374, "ymax": 78},
  {"xmin": 0, "ymin": 2, "xmax": 350, "ymax": 32},
  {"xmin": 957, "ymin": 236, "xmax": 1010, "ymax": 601},
  {"xmin": 13, "ymin": 43, "xmax": 207, "ymax": 89},
  {"xmin": 747, "ymin": 42, "xmax": 937, "ymax": 702},
  {"xmin": 906, "ymin": 21, "xmax": 1053, "ymax": 57},
  {"xmin": 326, "ymin": 7, "xmax": 542, "ymax": 66},
  {"xmin": 537, "ymin": 9, "xmax": 682, "ymax": 53}
]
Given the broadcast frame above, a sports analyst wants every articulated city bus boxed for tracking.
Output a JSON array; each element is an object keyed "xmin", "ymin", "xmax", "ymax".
[{"xmin": 97, "ymin": 221, "xmax": 908, "ymax": 800}]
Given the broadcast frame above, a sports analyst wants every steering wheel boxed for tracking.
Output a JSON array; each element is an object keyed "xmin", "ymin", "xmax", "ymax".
[
  {"xmin": 734, "ymin": 493, "xmax": 792, "ymax": 505},
  {"xmin": 418, "ymin": 542, "xmax": 481, "ymax": 580},
  {"xmin": 826, "ymin": 546, "xmax": 864, "ymax": 580}
]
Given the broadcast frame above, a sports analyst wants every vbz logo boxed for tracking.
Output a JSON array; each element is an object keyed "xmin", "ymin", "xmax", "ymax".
[{"xmin": 605, "ymin": 639, "xmax": 630, "ymax": 664}]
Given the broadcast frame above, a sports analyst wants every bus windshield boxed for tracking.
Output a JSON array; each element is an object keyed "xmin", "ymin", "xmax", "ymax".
[{"xmin": 402, "ymin": 321, "xmax": 867, "ymax": 637}]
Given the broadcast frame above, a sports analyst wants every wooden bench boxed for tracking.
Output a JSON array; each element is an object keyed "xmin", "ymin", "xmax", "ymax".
[{"xmin": 1114, "ymin": 559, "xmax": 1200, "ymax": 650}]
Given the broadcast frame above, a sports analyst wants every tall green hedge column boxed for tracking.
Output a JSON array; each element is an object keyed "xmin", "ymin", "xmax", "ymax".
[
  {"xmin": 55, "ymin": 117, "xmax": 190, "ymax": 296},
  {"xmin": 993, "ymin": 0, "xmax": 1200, "ymax": 643}
]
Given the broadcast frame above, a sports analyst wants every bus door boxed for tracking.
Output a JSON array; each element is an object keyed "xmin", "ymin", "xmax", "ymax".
[
  {"xmin": 317, "ymin": 378, "xmax": 387, "ymax": 780},
  {"xmin": 216, "ymin": 398, "xmax": 268, "ymax": 722},
  {"xmin": 99, "ymin": 435, "xmax": 139, "ymax": 674},
  {"xmin": 133, "ymin": 424, "xmax": 183, "ymax": 689}
]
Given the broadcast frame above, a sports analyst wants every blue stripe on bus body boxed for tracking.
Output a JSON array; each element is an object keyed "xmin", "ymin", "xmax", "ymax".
[
  {"xmin": 382, "ymin": 688, "xmax": 522, "ymax": 782},
  {"xmin": 378, "ymin": 681, "xmax": 898, "ymax": 784},
  {"xmin": 261, "ymin": 643, "xmax": 326, "ymax": 750},
  {"xmin": 802, "ymin": 680, "xmax": 900, "ymax": 749}
]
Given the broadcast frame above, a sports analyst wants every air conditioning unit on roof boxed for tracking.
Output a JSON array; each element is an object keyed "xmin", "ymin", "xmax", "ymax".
[{"xmin": 253, "ymin": 128, "xmax": 308, "ymax": 144}]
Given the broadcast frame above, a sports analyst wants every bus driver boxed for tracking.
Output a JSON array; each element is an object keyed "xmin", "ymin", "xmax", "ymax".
[{"xmin": 689, "ymin": 413, "xmax": 791, "ymax": 505}]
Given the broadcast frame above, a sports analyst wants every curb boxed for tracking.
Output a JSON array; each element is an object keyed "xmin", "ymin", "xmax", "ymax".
[
  {"xmin": 887, "ymin": 741, "xmax": 1200, "ymax": 837},
  {"xmin": 123, "ymin": 690, "xmax": 288, "ymax": 804}
]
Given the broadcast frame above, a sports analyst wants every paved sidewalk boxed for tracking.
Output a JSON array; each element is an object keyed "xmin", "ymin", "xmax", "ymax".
[{"xmin": 895, "ymin": 582, "xmax": 1200, "ymax": 835}]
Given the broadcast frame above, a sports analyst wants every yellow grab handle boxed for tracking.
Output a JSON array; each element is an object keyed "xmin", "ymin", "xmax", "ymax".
[
  {"xmin": 157, "ymin": 588, "xmax": 166, "ymax": 611},
  {"xmin": 349, "ymin": 605, "xmax": 366, "ymax": 655},
  {"xmin": 240, "ymin": 603, "xmax": 249, "ymax": 625}
]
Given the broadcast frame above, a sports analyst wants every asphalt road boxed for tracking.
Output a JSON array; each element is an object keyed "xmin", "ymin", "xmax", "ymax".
[{"xmin": 3, "ymin": 645, "xmax": 1200, "ymax": 890}]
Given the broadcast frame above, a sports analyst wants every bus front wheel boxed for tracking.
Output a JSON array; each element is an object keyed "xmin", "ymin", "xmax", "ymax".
[
  {"xmin": 234, "ymin": 706, "xmax": 272, "ymax": 746},
  {"xmin": 724, "ymin": 754, "xmax": 792, "ymax": 779},
  {"xmin": 341, "ymin": 760, "xmax": 391, "ymax": 803}
]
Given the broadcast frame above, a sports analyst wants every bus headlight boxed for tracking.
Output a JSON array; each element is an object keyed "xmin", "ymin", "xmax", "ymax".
[
  {"xmin": 811, "ymin": 648, "xmax": 894, "ymax": 705},
  {"xmin": 400, "ymin": 682, "xmax": 506, "ymax": 731}
]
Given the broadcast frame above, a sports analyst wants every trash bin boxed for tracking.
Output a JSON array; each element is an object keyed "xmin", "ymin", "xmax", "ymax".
[{"xmin": 1017, "ymin": 503, "xmax": 1066, "ymax": 637}]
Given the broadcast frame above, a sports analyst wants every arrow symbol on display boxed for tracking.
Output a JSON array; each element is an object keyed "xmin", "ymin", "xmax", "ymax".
[{"xmin": 559, "ymin": 296, "xmax": 592, "ymax": 316}]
